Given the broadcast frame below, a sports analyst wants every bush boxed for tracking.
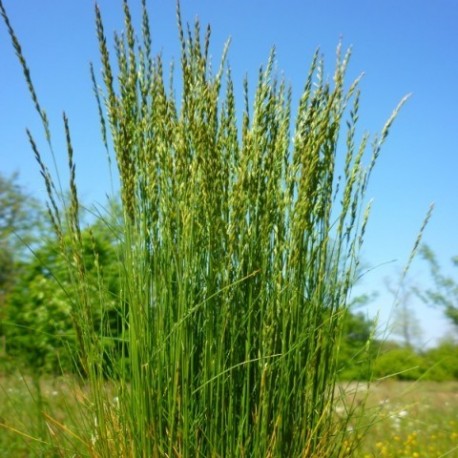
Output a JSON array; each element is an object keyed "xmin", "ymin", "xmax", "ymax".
[
  {"xmin": 4, "ymin": 224, "xmax": 121, "ymax": 374},
  {"xmin": 338, "ymin": 311, "xmax": 379, "ymax": 380},
  {"xmin": 373, "ymin": 345, "xmax": 425, "ymax": 380},
  {"xmin": 422, "ymin": 340, "xmax": 458, "ymax": 381}
]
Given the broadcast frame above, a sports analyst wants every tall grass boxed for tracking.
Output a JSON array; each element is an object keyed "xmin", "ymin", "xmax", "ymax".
[{"xmin": 1, "ymin": 0, "xmax": 408, "ymax": 455}]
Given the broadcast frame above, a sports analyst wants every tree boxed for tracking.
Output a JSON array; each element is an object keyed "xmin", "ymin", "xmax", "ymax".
[
  {"xmin": 0, "ymin": 172, "xmax": 25, "ymax": 299},
  {"xmin": 385, "ymin": 276, "xmax": 423, "ymax": 348},
  {"xmin": 4, "ymin": 217, "xmax": 122, "ymax": 373},
  {"xmin": 338, "ymin": 309, "xmax": 379, "ymax": 380},
  {"xmin": 418, "ymin": 244, "xmax": 458, "ymax": 331},
  {"xmin": 0, "ymin": 172, "xmax": 44, "ymax": 356}
]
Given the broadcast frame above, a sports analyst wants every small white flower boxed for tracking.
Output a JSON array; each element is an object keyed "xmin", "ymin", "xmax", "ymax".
[
  {"xmin": 389, "ymin": 408, "xmax": 408, "ymax": 429},
  {"xmin": 335, "ymin": 405, "xmax": 345, "ymax": 415}
]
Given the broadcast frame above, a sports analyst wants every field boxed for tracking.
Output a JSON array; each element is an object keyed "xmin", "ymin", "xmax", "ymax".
[
  {"xmin": 345, "ymin": 380, "xmax": 458, "ymax": 457},
  {"xmin": 1, "ymin": 375, "xmax": 457, "ymax": 457}
]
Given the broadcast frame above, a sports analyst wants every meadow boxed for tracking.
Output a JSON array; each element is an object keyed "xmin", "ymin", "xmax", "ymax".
[
  {"xmin": 1, "ymin": 376, "xmax": 457, "ymax": 457},
  {"xmin": 349, "ymin": 381, "xmax": 458, "ymax": 457}
]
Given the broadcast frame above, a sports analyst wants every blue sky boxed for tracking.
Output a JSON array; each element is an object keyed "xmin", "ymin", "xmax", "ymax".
[{"xmin": 1, "ymin": 0, "xmax": 457, "ymax": 346}]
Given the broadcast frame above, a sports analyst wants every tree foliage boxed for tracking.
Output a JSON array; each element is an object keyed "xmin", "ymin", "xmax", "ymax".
[
  {"xmin": 0, "ymin": 172, "xmax": 44, "ymax": 356},
  {"xmin": 1, "ymin": 173, "xmax": 32, "ymax": 294},
  {"xmin": 337, "ymin": 310, "xmax": 378, "ymax": 380},
  {"xmin": 4, "ymin": 214, "xmax": 122, "ymax": 373},
  {"xmin": 418, "ymin": 244, "xmax": 458, "ymax": 330}
]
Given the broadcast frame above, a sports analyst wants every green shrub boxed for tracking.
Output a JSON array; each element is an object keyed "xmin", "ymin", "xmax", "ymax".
[
  {"xmin": 373, "ymin": 345, "xmax": 425, "ymax": 380},
  {"xmin": 422, "ymin": 340, "xmax": 458, "ymax": 381},
  {"xmin": 4, "ymin": 224, "xmax": 121, "ymax": 374},
  {"xmin": 338, "ymin": 311, "xmax": 379, "ymax": 380}
]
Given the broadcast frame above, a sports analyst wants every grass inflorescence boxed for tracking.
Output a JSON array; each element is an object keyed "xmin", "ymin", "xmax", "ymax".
[{"xmin": 1, "ymin": 0, "xmax": 409, "ymax": 456}]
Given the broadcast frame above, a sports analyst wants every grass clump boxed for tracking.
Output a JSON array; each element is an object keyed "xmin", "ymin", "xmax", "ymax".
[{"xmin": 1, "ymin": 0, "xmax": 408, "ymax": 455}]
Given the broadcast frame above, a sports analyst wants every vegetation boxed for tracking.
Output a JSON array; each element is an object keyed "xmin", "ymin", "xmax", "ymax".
[
  {"xmin": 0, "ymin": 0, "xmax": 455, "ymax": 457},
  {"xmin": 0, "ymin": 172, "xmax": 44, "ymax": 357},
  {"xmin": 1, "ymin": 377, "xmax": 457, "ymax": 457},
  {"xmin": 3, "ymin": 218, "xmax": 122, "ymax": 374},
  {"xmin": 417, "ymin": 244, "xmax": 458, "ymax": 331},
  {"xmin": 358, "ymin": 381, "xmax": 458, "ymax": 457}
]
